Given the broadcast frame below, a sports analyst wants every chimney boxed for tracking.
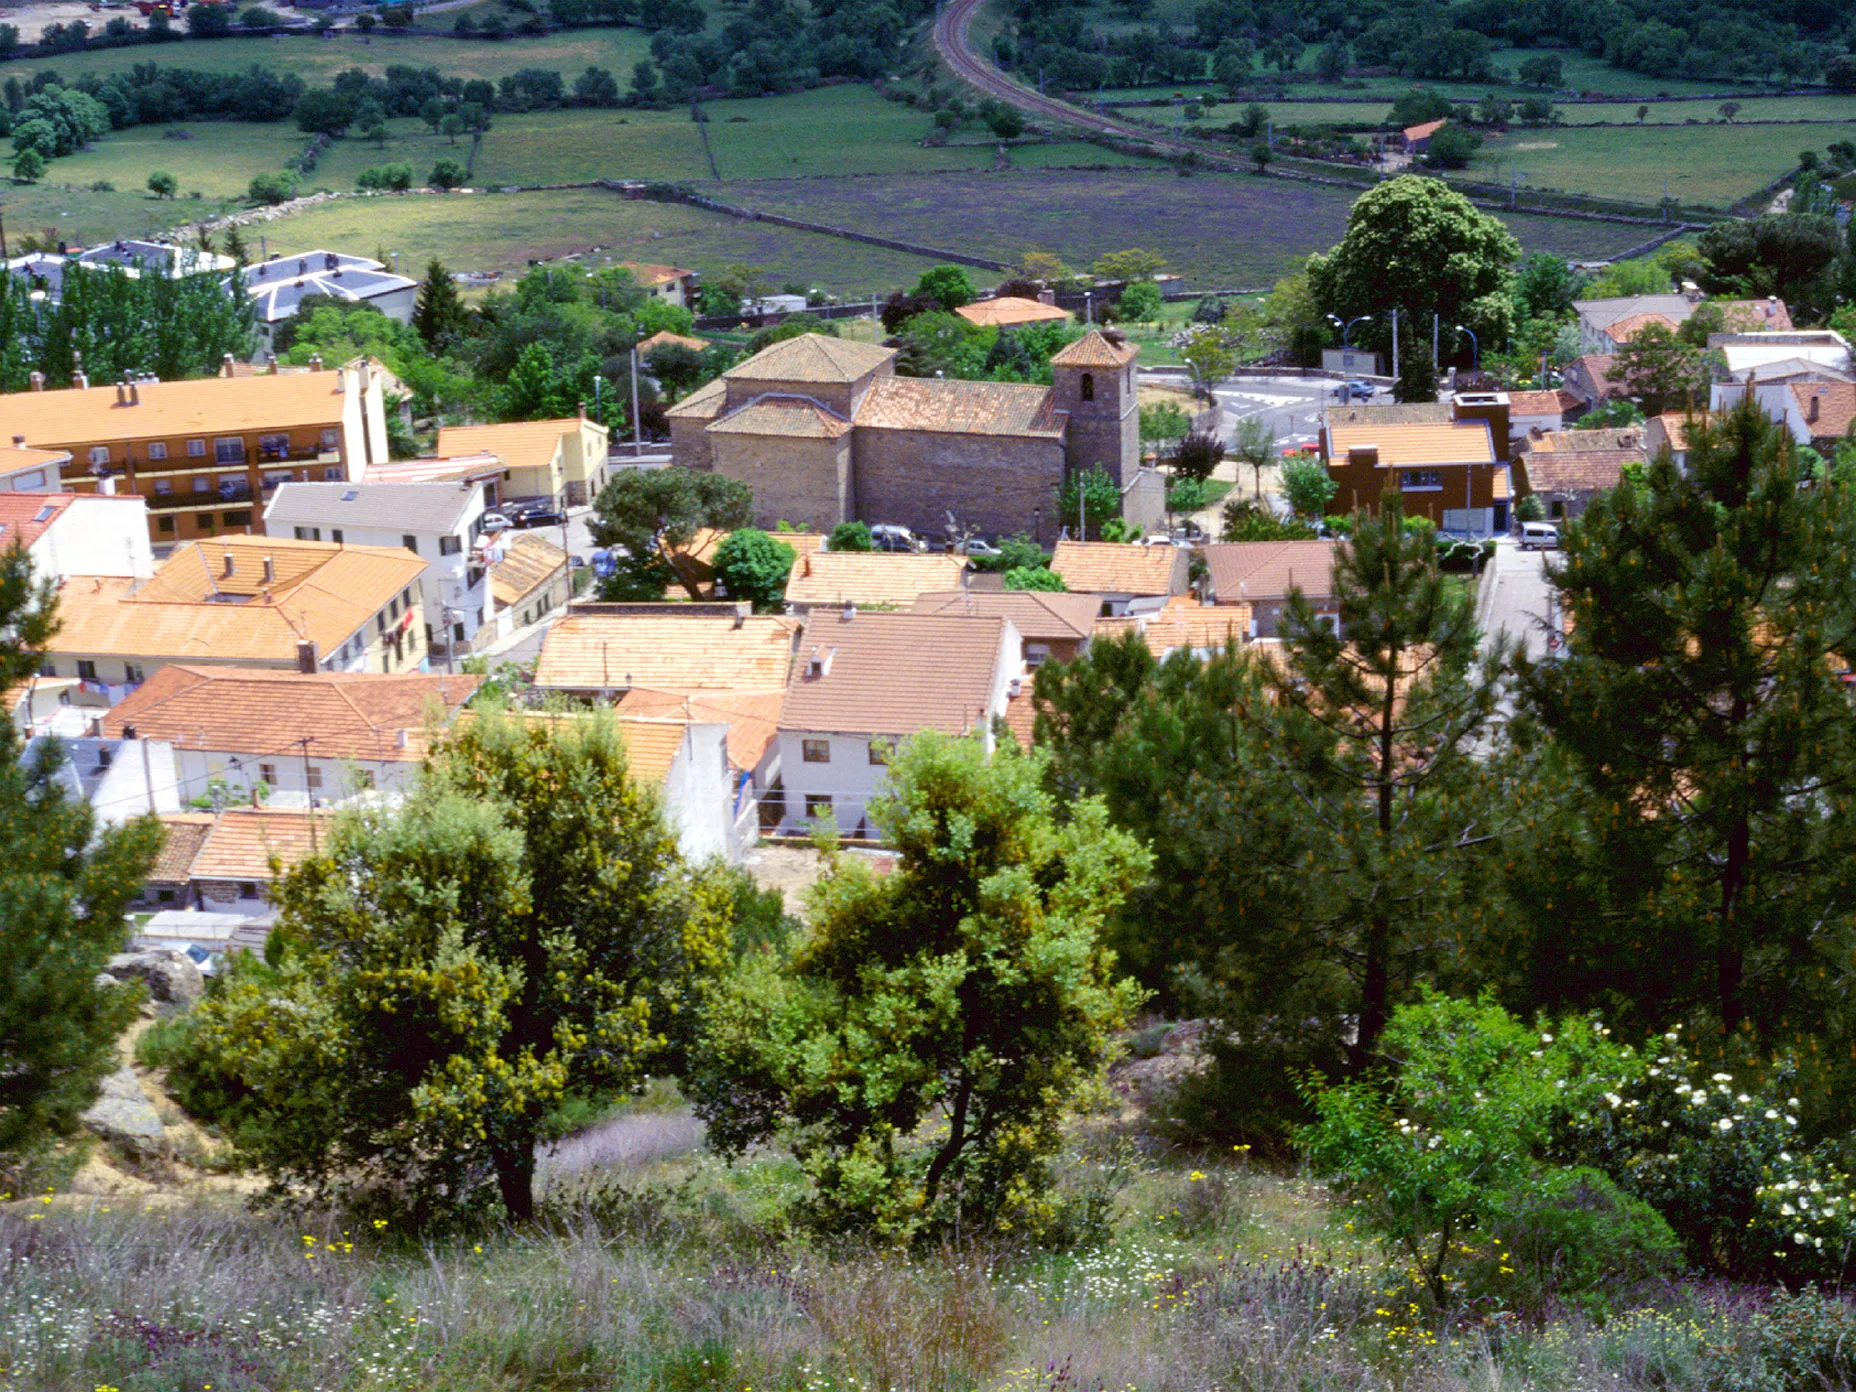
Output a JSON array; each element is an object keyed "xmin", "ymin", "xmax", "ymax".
[
  {"xmin": 72, "ymin": 368, "xmax": 88, "ymax": 390},
  {"xmin": 221, "ymin": 353, "xmax": 235, "ymax": 377},
  {"xmin": 115, "ymin": 382, "xmax": 126, "ymax": 404},
  {"xmin": 840, "ymin": 600, "xmax": 856, "ymax": 621},
  {"xmin": 98, "ymin": 474, "xmax": 116, "ymax": 496},
  {"xmin": 129, "ymin": 382, "xmax": 139, "ymax": 406},
  {"xmin": 122, "ymin": 723, "xmax": 137, "ymax": 740},
  {"xmin": 309, "ymin": 354, "xmax": 323, "ymax": 372},
  {"xmin": 10, "ymin": 434, "xmax": 22, "ymax": 446},
  {"xmin": 396, "ymin": 728, "xmax": 409, "ymax": 750},
  {"xmin": 28, "ymin": 372, "xmax": 43, "ymax": 392},
  {"xmin": 1808, "ymin": 394, "xmax": 1820, "ymax": 424},
  {"xmin": 262, "ymin": 556, "xmax": 276, "ymax": 584},
  {"xmin": 223, "ymin": 552, "xmax": 235, "ymax": 578},
  {"xmin": 266, "ymin": 353, "xmax": 278, "ymax": 374},
  {"xmin": 577, "ymin": 400, "xmax": 587, "ymax": 421},
  {"xmin": 295, "ymin": 639, "xmax": 319, "ymax": 673}
]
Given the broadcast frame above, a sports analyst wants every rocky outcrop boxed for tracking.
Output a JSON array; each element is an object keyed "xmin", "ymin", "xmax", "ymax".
[
  {"xmin": 80, "ymin": 1067, "xmax": 167, "ymax": 1159},
  {"xmin": 102, "ymin": 949, "xmax": 204, "ymax": 1006}
]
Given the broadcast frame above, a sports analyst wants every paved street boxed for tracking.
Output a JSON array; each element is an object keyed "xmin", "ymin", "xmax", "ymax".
[{"xmin": 1478, "ymin": 538, "xmax": 1557, "ymax": 662}]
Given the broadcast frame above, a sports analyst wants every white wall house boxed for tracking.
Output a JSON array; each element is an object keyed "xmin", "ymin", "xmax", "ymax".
[
  {"xmin": 28, "ymin": 734, "xmax": 182, "ymax": 824},
  {"xmin": 243, "ymin": 250, "xmax": 420, "ymax": 351},
  {"xmin": 0, "ymin": 492, "xmax": 154, "ymax": 584},
  {"xmin": 776, "ymin": 610, "xmax": 1018, "ymax": 838},
  {"xmin": 265, "ymin": 480, "xmax": 497, "ymax": 657}
]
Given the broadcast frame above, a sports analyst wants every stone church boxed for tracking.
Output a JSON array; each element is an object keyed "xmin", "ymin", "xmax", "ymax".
[{"xmin": 665, "ymin": 330, "xmax": 1154, "ymax": 544}]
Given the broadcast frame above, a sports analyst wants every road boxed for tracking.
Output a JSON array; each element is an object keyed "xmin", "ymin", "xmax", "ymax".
[{"xmin": 1477, "ymin": 538, "xmax": 1557, "ymax": 662}]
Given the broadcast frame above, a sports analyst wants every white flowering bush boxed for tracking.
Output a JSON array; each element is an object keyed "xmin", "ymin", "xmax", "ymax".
[{"xmin": 1551, "ymin": 1027, "xmax": 1855, "ymax": 1281}]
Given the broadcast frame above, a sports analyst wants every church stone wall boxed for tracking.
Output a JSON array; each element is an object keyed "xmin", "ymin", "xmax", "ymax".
[{"xmin": 854, "ymin": 429, "xmax": 1066, "ymax": 546}]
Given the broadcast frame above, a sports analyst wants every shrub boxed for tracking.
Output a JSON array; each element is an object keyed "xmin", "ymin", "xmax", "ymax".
[
  {"xmin": 356, "ymin": 161, "xmax": 413, "ymax": 191},
  {"xmin": 1281, "ymin": 456, "xmax": 1338, "ymax": 518},
  {"xmin": 1004, "ymin": 565, "xmax": 1065, "ymax": 591},
  {"xmin": 1464, "ymin": 1166, "xmax": 1680, "ymax": 1312},
  {"xmin": 1166, "ymin": 477, "xmax": 1211, "ymax": 514},
  {"xmin": 1514, "ymin": 492, "xmax": 1546, "ymax": 522},
  {"xmin": 711, "ymin": 528, "xmax": 796, "ymax": 613},
  {"xmin": 247, "ymin": 170, "xmax": 298, "ymax": 204},
  {"xmin": 828, "ymin": 520, "xmax": 872, "ymax": 552},
  {"xmin": 429, "ymin": 158, "xmax": 467, "ymax": 188}
]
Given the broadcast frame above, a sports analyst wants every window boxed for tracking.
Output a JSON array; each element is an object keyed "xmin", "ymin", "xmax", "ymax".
[
  {"xmin": 87, "ymin": 445, "xmax": 109, "ymax": 466},
  {"xmin": 10, "ymin": 469, "xmax": 44, "ymax": 489},
  {"xmin": 193, "ymin": 476, "xmax": 211, "ymax": 493},
  {"xmin": 802, "ymin": 739, "xmax": 831, "ymax": 764},
  {"xmin": 263, "ymin": 470, "xmax": 292, "ymax": 488},
  {"xmin": 156, "ymin": 888, "xmax": 175, "ymax": 904},
  {"xmin": 452, "ymin": 621, "xmax": 465, "ymax": 642},
  {"xmin": 258, "ymin": 432, "xmax": 289, "ymax": 459},
  {"xmin": 805, "ymin": 794, "xmax": 834, "ymax": 819},
  {"xmin": 77, "ymin": 660, "xmax": 97, "ymax": 680},
  {"xmin": 1025, "ymin": 643, "xmax": 1051, "ymax": 667},
  {"xmin": 125, "ymin": 663, "xmax": 144, "ymax": 684},
  {"xmin": 322, "ymin": 466, "xmax": 342, "ymax": 481},
  {"xmin": 1401, "ymin": 470, "xmax": 1443, "ymax": 491},
  {"xmin": 402, "ymin": 587, "xmax": 412, "ymax": 608},
  {"xmin": 402, "ymin": 534, "xmax": 418, "ymax": 555},
  {"xmin": 147, "ymin": 441, "xmax": 167, "ymax": 460},
  {"xmin": 238, "ymin": 881, "xmax": 258, "ymax": 899},
  {"xmin": 152, "ymin": 479, "xmax": 172, "ymax": 496},
  {"xmin": 320, "ymin": 429, "xmax": 339, "ymax": 451},
  {"xmin": 868, "ymin": 740, "xmax": 891, "ymax": 766},
  {"xmin": 187, "ymin": 439, "xmax": 206, "ymax": 457},
  {"xmin": 214, "ymin": 437, "xmax": 245, "ymax": 464},
  {"xmin": 330, "ymin": 529, "xmax": 343, "ymax": 545},
  {"xmin": 294, "ymin": 526, "xmax": 321, "ymax": 541},
  {"xmin": 1549, "ymin": 500, "xmax": 1566, "ymax": 519},
  {"xmin": 389, "ymin": 596, "xmax": 400, "ymax": 620},
  {"xmin": 259, "ymin": 763, "xmax": 276, "ymax": 784},
  {"xmin": 1080, "ymin": 372, "xmax": 1095, "ymax": 401},
  {"xmin": 226, "ymin": 510, "xmax": 251, "ymax": 527},
  {"xmin": 306, "ymin": 765, "xmax": 323, "ymax": 791},
  {"xmin": 157, "ymin": 516, "xmax": 175, "ymax": 534},
  {"xmin": 377, "ymin": 612, "xmax": 388, "ymax": 634},
  {"xmin": 438, "ymin": 535, "xmax": 462, "ymax": 556}
]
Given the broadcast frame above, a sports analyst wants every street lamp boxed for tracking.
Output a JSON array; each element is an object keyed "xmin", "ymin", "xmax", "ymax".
[
  {"xmin": 1455, "ymin": 325, "xmax": 1479, "ymax": 372},
  {"xmin": 1326, "ymin": 314, "xmax": 1372, "ymax": 349}
]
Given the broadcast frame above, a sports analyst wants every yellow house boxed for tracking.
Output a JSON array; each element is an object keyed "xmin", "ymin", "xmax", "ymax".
[
  {"xmin": 435, "ymin": 413, "xmax": 611, "ymax": 507},
  {"xmin": 44, "ymin": 535, "xmax": 429, "ymax": 705},
  {"xmin": 0, "ymin": 358, "xmax": 393, "ymax": 544}
]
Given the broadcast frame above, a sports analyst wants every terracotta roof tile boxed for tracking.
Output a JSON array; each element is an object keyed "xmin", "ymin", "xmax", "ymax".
[
  {"xmin": 723, "ymin": 334, "xmax": 895, "ymax": 385},
  {"xmin": 53, "ymin": 538, "xmax": 425, "ymax": 664},
  {"xmin": 665, "ymin": 377, "xmax": 729, "ymax": 421},
  {"xmin": 0, "ymin": 492, "xmax": 74, "ymax": 551},
  {"xmin": 1606, "ymin": 312, "xmax": 1679, "ymax": 343},
  {"xmin": 783, "ymin": 611, "xmax": 1005, "ymax": 737},
  {"xmin": 1403, "ymin": 118, "xmax": 1447, "ymax": 141},
  {"xmin": 1504, "ymin": 390, "xmax": 1577, "ymax": 417},
  {"xmin": 1134, "ymin": 596, "xmax": 1253, "ymax": 655},
  {"xmin": 909, "ymin": 588, "xmax": 1099, "ymax": 642},
  {"xmin": 618, "ymin": 262, "xmax": 695, "ymax": 287},
  {"xmin": 102, "ymin": 664, "xmax": 478, "ymax": 761},
  {"xmin": 614, "ymin": 716, "xmax": 687, "ymax": 785},
  {"xmin": 707, "ymin": 397, "xmax": 852, "ymax": 439},
  {"xmin": 1527, "ymin": 427, "xmax": 1647, "ymax": 453},
  {"xmin": 784, "ymin": 551, "xmax": 968, "ymax": 609},
  {"xmin": 1050, "ymin": 329, "xmax": 1137, "ymax": 369},
  {"xmin": 1201, "ymin": 540, "xmax": 1338, "ymax": 602},
  {"xmin": 1520, "ymin": 448, "xmax": 1646, "ymax": 495},
  {"xmin": 637, "ymin": 330, "xmax": 710, "ymax": 355},
  {"xmin": 1001, "ymin": 686, "xmax": 1039, "ymax": 748},
  {"xmin": 435, "ymin": 418, "xmax": 586, "ymax": 475},
  {"xmin": 1648, "ymin": 411, "xmax": 1711, "ymax": 452},
  {"xmin": 0, "ymin": 365, "xmax": 362, "ymax": 448},
  {"xmin": 1328, "ymin": 421, "xmax": 1495, "ymax": 467},
  {"xmin": 150, "ymin": 813, "xmax": 216, "ymax": 883},
  {"xmin": 956, "ymin": 296, "xmax": 1071, "ymax": 328},
  {"xmin": 188, "ymin": 807, "xmax": 330, "ymax": 883},
  {"xmin": 490, "ymin": 533, "xmax": 566, "ymax": 610},
  {"xmin": 1719, "ymin": 298, "xmax": 1793, "ymax": 333},
  {"xmin": 1791, "ymin": 383, "xmax": 1856, "ymax": 439},
  {"xmin": 854, "ymin": 377, "xmax": 1064, "ymax": 437},
  {"xmin": 534, "ymin": 612, "xmax": 799, "ymax": 691},
  {"xmin": 616, "ymin": 687, "xmax": 785, "ymax": 772},
  {"xmin": 1050, "ymin": 541, "xmax": 1186, "ymax": 596}
]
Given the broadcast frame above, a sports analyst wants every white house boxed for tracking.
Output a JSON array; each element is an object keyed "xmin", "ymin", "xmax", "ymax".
[
  {"xmin": 0, "ymin": 492, "xmax": 154, "ymax": 583},
  {"xmin": 777, "ymin": 609, "xmax": 1018, "ymax": 837},
  {"xmin": 265, "ymin": 480, "xmax": 496, "ymax": 657},
  {"xmin": 0, "ymin": 442, "xmax": 72, "ymax": 492},
  {"xmin": 616, "ymin": 715, "xmax": 742, "ymax": 863},
  {"xmin": 242, "ymin": 250, "xmax": 420, "ymax": 350},
  {"xmin": 27, "ymin": 733, "xmax": 181, "ymax": 824}
]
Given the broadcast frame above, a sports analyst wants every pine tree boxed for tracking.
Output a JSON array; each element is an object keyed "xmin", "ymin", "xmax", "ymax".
[
  {"xmin": 0, "ymin": 545, "xmax": 160, "ymax": 1178},
  {"xmin": 1518, "ymin": 394, "xmax": 1856, "ymax": 1041},
  {"xmin": 410, "ymin": 257, "xmax": 468, "ymax": 350}
]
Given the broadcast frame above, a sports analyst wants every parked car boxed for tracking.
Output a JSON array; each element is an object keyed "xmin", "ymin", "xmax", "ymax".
[
  {"xmin": 869, "ymin": 524, "xmax": 925, "ymax": 553},
  {"xmin": 959, "ymin": 538, "xmax": 1002, "ymax": 558},
  {"xmin": 1336, "ymin": 379, "xmax": 1377, "ymax": 402},
  {"xmin": 590, "ymin": 547, "xmax": 617, "ymax": 579},
  {"xmin": 512, "ymin": 504, "xmax": 566, "ymax": 529},
  {"xmin": 1519, "ymin": 521, "xmax": 1560, "ymax": 550},
  {"xmin": 480, "ymin": 511, "xmax": 512, "ymax": 532}
]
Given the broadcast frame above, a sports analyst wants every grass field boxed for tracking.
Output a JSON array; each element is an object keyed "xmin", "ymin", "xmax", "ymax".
[
  {"xmin": 0, "ymin": 180, "xmax": 198, "ymax": 250},
  {"xmin": 1199, "ymin": 96, "xmax": 1856, "ymax": 130},
  {"xmin": 1468, "ymin": 120, "xmax": 1856, "ymax": 205},
  {"xmin": 252, "ymin": 187, "xmax": 950, "ymax": 293},
  {"xmin": 697, "ymin": 170, "xmax": 1661, "ymax": 290},
  {"xmin": 22, "ymin": 120, "xmax": 304, "ymax": 200}
]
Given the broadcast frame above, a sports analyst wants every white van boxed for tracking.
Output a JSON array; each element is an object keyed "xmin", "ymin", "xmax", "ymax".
[{"xmin": 1519, "ymin": 521, "xmax": 1560, "ymax": 551}]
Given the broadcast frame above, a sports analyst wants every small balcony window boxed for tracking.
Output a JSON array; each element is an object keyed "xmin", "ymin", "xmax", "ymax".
[{"xmin": 802, "ymin": 739, "xmax": 830, "ymax": 764}]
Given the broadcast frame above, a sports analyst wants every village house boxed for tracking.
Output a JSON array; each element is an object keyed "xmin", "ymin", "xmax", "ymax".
[
  {"xmin": 434, "ymin": 413, "xmax": 611, "ymax": 509},
  {"xmin": 667, "ymin": 331, "xmax": 1157, "ymax": 544},
  {"xmin": 1572, "ymin": 291, "xmax": 1791, "ymax": 355},
  {"xmin": 1, "ymin": 442, "xmax": 73, "ymax": 493},
  {"xmin": 0, "ymin": 491, "xmax": 154, "ymax": 585},
  {"xmin": 782, "ymin": 550, "xmax": 969, "ymax": 614},
  {"xmin": 1049, "ymin": 540, "xmax": 1190, "ymax": 615},
  {"xmin": 1117, "ymin": 596, "xmax": 1255, "ymax": 660},
  {"xmin": 777, "ymin": 609, "xmax": 1018, "ymax": 836},
  {"xmin": 27, "ymin": 732, "xmax": 181, "ymax": 824},
  {"xmin": 1201, "ymin": 539, "xmax": 1339, "ymax": 637},
  {"xmin": 154, "ymin": 805, "xmax": 332, "ymax": 913},
  {"xmin": 610, "ymin": 714, "xmax": 744, "ymax": 862},
  {"xmin": 1399, "ymin": 118, "xmax": 1446, "ymax": 153},
  {"xmin": 955, "ymin": 296, "xmax": 1072, "ymax": 329},
  {"xmin": 1709, "ymin": 330, "xmax": 1853, "ymax": 387},
  {"xmin": 909, "ymin": 589, "xmax": 1100, "ymax": 667},
  {"xmin": 618, "ymin": 262, "xmax": 700, "ymax": 309},
  {"xmin": 43, "ymin": 535, "xmax": 429, "ymax": 706},
  {"xmin": 243, "ymin": 250, "xmax": 420, "ymax": 350},
  {"xmin": 99, "ymin": 664, "xmax": 481, "ymax": 807},
  {"xmin": 1323, "ymin": 393, "xmax": 1507, "ymax": 532},
  {"xmin": 0, "ymin": 358, "xmax": 393, "ymax": 544},
  {"xmin": 5, "ymin": 239, "xmax": 236, "ymax": 302},
  {"xmin": 1512, "ymin": 426, "xmax": 1650, "ymax": 521},
  {"xmin": 1505, "ymin": 388, "xmax": 1584, "ymax": 441},
  {"xmin": 264, "ymin": 480, "xmax": 496, "ymax": 657},
  {"xmin": 1643, "ymin": 411, "xmax": 1710, "ymax": 469},
  {"xmin": 488, "ymin": 532, "xmax": 572, "ymax": 637}
]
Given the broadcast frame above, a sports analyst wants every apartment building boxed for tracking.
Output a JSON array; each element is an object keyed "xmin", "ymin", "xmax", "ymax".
[
  {"xmin": 434, "ymin": 413, "xmax": 611, "ymax": 508},
  {"xmin": 0, "ymin": 358, "xmax": 392, "ymax": 543}
]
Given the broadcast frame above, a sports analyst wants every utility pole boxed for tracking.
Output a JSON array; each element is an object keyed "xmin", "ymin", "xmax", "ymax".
[
  {"xmin": 629, "ymin": 347, "xmax": 641, "ymax": 453},
  {"xmin": 298, "ymin": 736, "xmax": 318, "ymax": 851},
  {"xmin": 1390, "ymin": 307, "xmax": 1399, "ymax": 385},
  {"xmin": 1432, "ymin": 313, "xmax": 1439, "ymax": 372}
]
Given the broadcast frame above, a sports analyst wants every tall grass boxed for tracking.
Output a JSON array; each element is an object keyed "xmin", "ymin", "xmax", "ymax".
[{"xmin": 4, "ymin": 1144, "xmax": 1852, "ymax": 1392}]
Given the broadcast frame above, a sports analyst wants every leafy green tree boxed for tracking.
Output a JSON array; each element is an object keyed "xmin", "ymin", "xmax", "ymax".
[
  {"xmin": 11, "ymin": 147, "xmax": 41, "ymax": 182},
  {"xmin": 912, "ymin": 264, "xmax": 977, "ymax": 313},
  {"xmin": 429, "ymin": 157, "xmax": 468, "ymax": 188},
  {"xmin": 591, "ymin": 467, "xmax": 754, "ymax": 600},
  {"xmin": 184, "ymin": 711, "xmax": 731, "ymax": 1223},
  {"xmin": 828, "ymin": 520, "xmax": 873, "ymax": 552},
  {"xmin": 712, "ymin": 528, "xmax": 796, "ymax": 612},
  {"xmin": 1394, "ymin": 340, "xmax": 1437, "ymax": 403},
  {"xmin": 1230, "ymin": 415, "xmax": 1276, "ymax": 500},
  {"xmin": 145, "ymin": 168, "xmax": 177, "ymax": 199},
  {"xmin": 1116, "ymin": 280, "xmax": 1164, "ymax": 325},
  {"xmin": 687, "ymin": 733, "xmax": 1146, "ymax": 1237},
  {"xmin": 1250, "ymin": 142, "xmax": 1273, "ymax": 174},
  {"xmin": 1511, "ymin": 252, "xmax": 1585, "ymax": 323},
  {"xmin": 1175, "ymin": 323, "xmax": 1238, "ymax": 398},
  {"xmin": 411, "ymin": 258, "xmax": 469, "ymax": 350},
  {"xmin": 1612, "ymin": 321, "xmax": 1708, "ymax": 415},
  {"xmin": 1059, "ymin": 467, "xmax": 1123, "ymax": 541},
  {"xmin": 439, "ymin": 113, "xmax": 466, "ymax": 145},
  {"xmin": 356, "ymin": 161, "xmax": 413, "ymax": 191},
  {"xmin": 892, "ymin": 310, "xmax": 991, "ymax": 380},
  {"xmin": 1166, "ymin": 477, "xmax": 1211, "ymax": 514},
  {"xmin": 1424, "ymin": 125, "xmax": 1482, "ymax": 169},
  {"xmin": 0, "ymin": 548, "xmax": 160, "ymax": 1181},
  {"xmin": 1004, "ymin": 565, "xmax": 1066, "ymax": 591},
  {"xmin": 1139, "ymin": 400, "xmax": 1191, "ymax": 454},
  {"xmin": 11, "ymin": 86, "xmax": 109, "ymax": 159},
  {"xmin": 1307, "ymin": 177, "xmax": 1519, "ymax": 362},
  {"xmin": 1220, "ymin": 497, "xmax": 1317, "ymax": 541},
  {"xmin": 1092, "ymin": 248, "xmax": 1166, "ymax": 283},
  {"xmin": 1282, "ymin": 454, "xmax": 1339, "ymax": 517},
  {"xmin": 1170, "ymin": 429, "xmax": 1226, "ymax": 484},
  {"xmin": 979, "ymin": 98, "xmax": 1024, "ymax": 139},
  {"xmin": 247, "ymin": 170, "xmax": 298, "ymax": 205},
  {"xmin": 1517, "ymin": 54, "xmax": 1562, "ymax": 86},
  {"xmin": 1515, "ymin": 395, "xmax": 1856, "ymax": 1044}
]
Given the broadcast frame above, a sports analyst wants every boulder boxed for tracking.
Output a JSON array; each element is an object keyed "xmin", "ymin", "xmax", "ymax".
[
  {"xmin": 103, "ymin": 949, "xmax": 204, "ymax": 1005},
  {"xmin": 81, "ymin": 1067, "xmax": 167, "ymax": 1159}
]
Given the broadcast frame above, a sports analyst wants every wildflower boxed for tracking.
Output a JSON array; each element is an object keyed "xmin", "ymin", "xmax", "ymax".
[
  {"xmin": 1717, "ymin": 1117, "xmax": 1734, "ymax": 1132},
  {"xmin": 1605, "ymin": 1092, "xmax": 1623, "ymax": 1109},
  {"xmin": 1189, "ymin": 1171, "xmax": 1206, "ymax": 1182},
  {"xmin": 1712, "ymin": 1072, "xmax": 1733, "ymax": 1082},
  {"xmin": 1767, "ymin": 1110, "xmax": 1781, "ymax": 1120}
]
